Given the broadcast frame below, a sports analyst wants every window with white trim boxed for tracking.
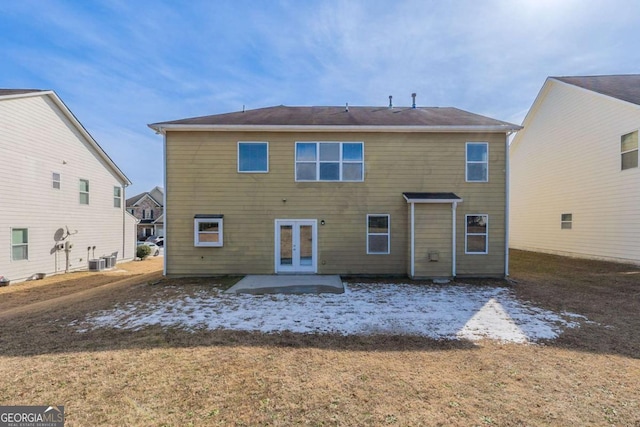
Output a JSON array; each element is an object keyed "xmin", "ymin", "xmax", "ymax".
[
  {"xmin": 621, "ymin": 131, "xmax": 638, "ymax": 170},
  {"xmin": 194, "ymin": 216, "xmax": 223, "ymax": 247},
  {"xmin": 11, "ymin": 228, "xmax": 28, "ymax": 261},
  {"xmin": 295, "ymin": 142, "xmax": 364, "ymax": 181},
  {"xmin": 238, "ymin": 141, "xmax": 269, "ymax": 173},
  {"xmin": 561, "ymin": 213, "xmax": 572, "ymax": 229},
  {"xmin": 79, "ymin": 179, "xmax": 89, "ymax": 204},
  {"xmin": 113, "ymin": 187, "xmax": 122, "ymax": 208},
  {"xmin": 466, "ymin": 142, "xmax": 488, "ymax": 182},
  {"xmin": 52, "ymin": 172, "xmax": 61, "ymax": 189},
  {"xmin": 367, "ymin": 214, "xmax": 390, "ymax": 254},
  {"xmin": 465, "ymin": 214, "xmax": 488, "ymax": 254}
]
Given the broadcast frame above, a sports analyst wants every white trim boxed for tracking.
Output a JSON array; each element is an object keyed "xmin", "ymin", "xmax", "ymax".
[
  {"xmin": 452, "ymin": 202, "xmax": 457, "ymax": 277},
  {"xmin": 162, "ymin": 133, "xmax": 167, "ymax": 276},
  {"xmin": 366, "ymin": 214, "xmax": 390, "ymax": 255},
  {"xmin": 465, "ymin": 214, "xmax": 489, "ymax": 255},
  {"xmin": 504, "ymin": 133, "xmax": 510, "ymax": 277},
  {"xmin": 194, "ymin": 218, "xmax": 223, "ymax": 247},
  {"xmin": 410, "ymin": 203, "xmax": 415, "ymax": 278},
  {"xmin": 237, "ymin": 141, "xmax": 269, "ymax": 173},
  {"xmin": 294, "ymin": 141, "xmax": 364, "ymax": 182},
  {"xmin": 466, "ymin": 142, "xmax": 489, "ymax": 182},
  {"xmin": 132, "ymin": 193, "xmax": 162, "ymax": 207},
  {"xmin": 274, "ymin": 219, "xmax": 318, "ymax": 273},
  {"xmin": 10, "ymin": 227, "xmax": 29, "ymax": 261},
  {"xmin": 79, "ymin": 179, "xmax": 90, "ymax": 205},
  {"xmin": 149, "ymin": 124, "xmax": 521, "ymax": 134}
]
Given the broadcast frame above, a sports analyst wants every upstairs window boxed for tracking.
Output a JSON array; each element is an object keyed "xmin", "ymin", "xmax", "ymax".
[
  {"xmin": 561, "ymin": 213, "xmax": 573, "ymax": 229},
  {"xmin": 367, "ymin": 214, "xmax": 390, "ymax": 254},
  {"xmin": 194, "ymin": 216, "xmax": 223, "ymax": 247},
  {"xmin": 79, "ymin": 179, "xmax": 89, "ymax": 204},
  {"xmin": 52, "ymin": 173, "xmax": 61, "ymax": 189},
  {"xmin": 238, "ymin": 142, "xmax": 269, "ymax": 173},
  {"xmin": 11, "ymin": 228, "xmax": 28, "ymax": 261},
  {"xmin": 113, "ymin": 187, "xmax": 122, "ymax": 208},
  {"xmin": 295, "ymin": 142, "xmax": 364, "ymax": 181},
  {"xmin": 466, "ymin": 142, "xmax": 488, "ymax": 182},
  {"xmin": 465, "ymin": 214, "xmax": 488, "ymax": 254},
  {"xmin": 621, "ymin": 131, "xmax": 638, "ymax": 170}
]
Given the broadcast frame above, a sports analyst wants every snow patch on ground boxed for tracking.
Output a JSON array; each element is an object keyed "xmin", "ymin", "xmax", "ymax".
[{"xmin": 72, "ymin": 283, "xmax": 585, "ymax": 343}]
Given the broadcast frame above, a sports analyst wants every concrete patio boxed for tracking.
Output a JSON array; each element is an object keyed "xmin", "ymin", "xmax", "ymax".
[{"xmin": 225, "ymin": 275, "xmax": 344, "ymax": 295}]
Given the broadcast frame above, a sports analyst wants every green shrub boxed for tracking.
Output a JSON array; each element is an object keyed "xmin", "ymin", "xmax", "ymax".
[{"xmin": 136, "ymin": 244, "xmax": 152, "ymax": 259}]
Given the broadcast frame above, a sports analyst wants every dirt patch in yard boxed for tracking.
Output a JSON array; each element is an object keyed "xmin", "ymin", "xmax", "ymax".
[{"xmin": 0, "ymin": 251, "xmax": 639, "ymax": 426}]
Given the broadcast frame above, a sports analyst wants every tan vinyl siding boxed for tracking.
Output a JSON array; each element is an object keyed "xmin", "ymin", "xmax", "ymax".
[
  {"xmin": 165, "ymin": 130, "xmax": 506, "ymax": 277},
  {"xmin": 510, "ymin": 80, "xmax": 640, "ymax": 264},
  {"xmin": 0, "ymin": 94, "xmax": 134, "ymax": 282},
  {"xmin": 413, "ymin": 204, "xmax": 452, "ymax": 278}
]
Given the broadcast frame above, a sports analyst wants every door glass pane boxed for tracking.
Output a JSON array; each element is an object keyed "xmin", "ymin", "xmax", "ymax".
[
  {"xmin": 299, "ymin": 225, "xmax": 313, "ymax": 266},
  {"xmin": 280, "ymin": 225, "xmax": 293, "ymax": 265}
]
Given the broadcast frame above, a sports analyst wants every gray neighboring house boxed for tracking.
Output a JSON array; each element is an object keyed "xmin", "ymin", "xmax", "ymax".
[{"xmin": 126, "ymin": 186, "xmax": 164, "ymax": 239}]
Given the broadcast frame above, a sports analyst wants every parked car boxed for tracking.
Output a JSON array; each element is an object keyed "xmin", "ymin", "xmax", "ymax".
[
  {"xmin": 146, "ymin": 235, "xmax": 164, "ymax": 245},
  {"xmin": 137, "ymin": 241, "xmax": 160, "ymax": 256}
]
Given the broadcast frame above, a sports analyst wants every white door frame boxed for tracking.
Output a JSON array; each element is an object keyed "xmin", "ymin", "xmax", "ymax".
[{"xmin": 274, "ymin": 219, "xmax": 318, "ymax": 273}]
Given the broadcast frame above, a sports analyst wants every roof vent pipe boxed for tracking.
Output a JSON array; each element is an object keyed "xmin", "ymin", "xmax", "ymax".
[
  {"xmin": 345, "ymin": 102, "xmax": 349, "ymax": 112},
  {"xmin": 388, "ymin": 95, "xmax": 393, "ymax": 108},
  {"xmin": 411, "ymin": 93, "xmax": 416, "ymax": 108}
]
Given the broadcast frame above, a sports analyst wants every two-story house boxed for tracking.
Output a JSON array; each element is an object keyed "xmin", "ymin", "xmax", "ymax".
[
  {"xmin": 149, "ymin": 101, "xmax": 520, "ymax": 279},
  {"xmin": 510, "ymin": 75, "xmax": 640, "ymax": 264},
  {"xmin": 126, "ymin": 186, "xmax": 164, "ymax": 240},
  {"xmin": 0, "ymin": 89, "xmax": 137, "ymax": 282}
]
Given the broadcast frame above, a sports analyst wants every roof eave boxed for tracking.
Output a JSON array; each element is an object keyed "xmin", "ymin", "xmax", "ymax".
[{"xmin": 148, "ymin": 123, "xmax": 522, "ymax": 134}]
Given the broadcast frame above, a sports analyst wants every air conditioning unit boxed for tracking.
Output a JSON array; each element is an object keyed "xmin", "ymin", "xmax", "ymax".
[
  {"xmin": 101, "ymin": 255, "xmax": 116, "ymax": 269},
  {"xmin": 88, "ymin": 259, "xmax": 105, "ymax": 271}
]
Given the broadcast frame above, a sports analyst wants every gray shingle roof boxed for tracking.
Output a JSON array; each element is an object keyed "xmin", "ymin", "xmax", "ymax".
[
  {"xmin": 553, "ymin": 75, "xmax": 640, "ymax": 106},
  {"xmin": 150, "ymin": 105, "xmax": 519, "ymax": 129}
]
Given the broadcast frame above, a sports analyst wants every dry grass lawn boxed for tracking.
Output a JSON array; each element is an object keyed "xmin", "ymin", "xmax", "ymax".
[{"xmin": 0, "ymin": 251, "xmax": 639, "ymax": 426}]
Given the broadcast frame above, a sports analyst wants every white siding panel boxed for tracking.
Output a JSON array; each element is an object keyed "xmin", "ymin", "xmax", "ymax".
[
  {"xmin": 0, "ymin": 95, "xmax": 135, "ymax": 282},
  {"xmin": 510, "ymin": 80, "xmax": 640, "ymax": 263}
]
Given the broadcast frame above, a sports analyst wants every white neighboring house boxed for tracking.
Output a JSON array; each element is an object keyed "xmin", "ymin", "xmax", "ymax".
[
  {"xmin": 510, "ymin": 75, "xmax": 640, "ymax": 264},
  {"xmin": 0, "ymin": 89, "xmax": 138, "ymax": 282}
]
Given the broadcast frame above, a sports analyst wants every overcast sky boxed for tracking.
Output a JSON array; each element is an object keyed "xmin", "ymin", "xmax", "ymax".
[{"xmin": 1, "ymin": 0, "xmax": 639, "ymax": 195}]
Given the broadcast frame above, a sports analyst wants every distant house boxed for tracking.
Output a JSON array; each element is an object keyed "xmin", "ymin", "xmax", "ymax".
[
  {"xmin": 150, "ymin": 100, "xmax": 520, "ymax": 278},
  {"xmin": 510, "ymin": 75, "xmax": 640, "ymax": 264},
  {"xmin": 0, "ymin": 89, "xmax": 137, "ymax": 282},
  {"xmin": 126, "ymin": 186, "xmax": 164, "ymax": 239}
]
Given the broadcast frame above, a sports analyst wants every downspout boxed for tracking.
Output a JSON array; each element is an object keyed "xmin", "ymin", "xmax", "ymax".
[
  {"xmin": 122, "ymin": 184, "xmax": 127, "ymax": 261},
  {"xmin": 504, "ymin": 132, "xmax": 511, "ymax": 277},
  {"xmin": 162, "ymin": 131, "xmax": 167, "ymax": 276},
  {"xmin": 452, "ymin": 201, "xmax": 457, "ymax": 277},
  {"xmin": 410, "ymin": 202, "xmax": 415, "ymax": 278}
]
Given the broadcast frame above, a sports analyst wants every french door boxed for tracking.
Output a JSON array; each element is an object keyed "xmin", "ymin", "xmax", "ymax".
[{"xmin": 275, "ymin": 220, "xmax": 317, "ymax": 273}]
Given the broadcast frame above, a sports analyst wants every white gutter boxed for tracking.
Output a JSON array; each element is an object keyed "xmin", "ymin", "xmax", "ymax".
[{"xmin": 149, "ymin": 124, "xmax": 521, "ymax": 134}]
